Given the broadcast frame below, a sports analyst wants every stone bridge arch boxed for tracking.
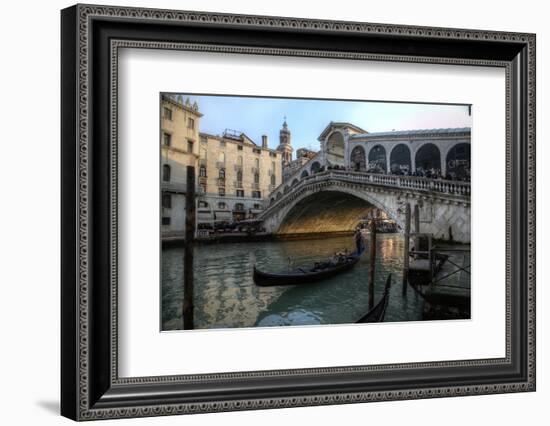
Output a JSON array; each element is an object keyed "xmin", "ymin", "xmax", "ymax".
[
  {"xmin": 259, "ymin": 172, "xmax": 471, "ymax": 242},
  {"xmin": 262, "ymin": 180, "xmax": 403, "ymax": 236}
]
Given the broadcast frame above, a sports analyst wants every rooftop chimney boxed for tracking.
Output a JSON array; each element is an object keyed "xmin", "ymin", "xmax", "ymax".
[{"xmin": 261, "ymin": 135, "xmax": 268, "ymax": 149}]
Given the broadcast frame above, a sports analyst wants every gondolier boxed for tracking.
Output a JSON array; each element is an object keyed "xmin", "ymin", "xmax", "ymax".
[{"xmin": 354, "ymin": 228, "xmax": 364, "ymax": 253}]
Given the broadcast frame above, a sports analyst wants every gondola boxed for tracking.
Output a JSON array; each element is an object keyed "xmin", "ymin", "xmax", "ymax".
[
  {"xmin": 356, "ymin": 274, "xmax": 392, "ymax": 323},
  {"xmin": 253, "ymin": 246, "xmax": 365, "ymax": 287}
]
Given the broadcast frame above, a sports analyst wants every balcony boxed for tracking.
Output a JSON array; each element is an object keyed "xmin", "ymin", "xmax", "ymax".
[
  {"xmin": 199, "ymin": 159, "xmax": 207, "ymax": 167},
  {"xmin": 251, "ymin": 182, "xmax": 260, "ymax": 190},
  {"xmin": 216, "ymin": 161, "xmax": 226, "ymax": 169},
  {"xmin": 234, "ymin": 180, "xmax": 243, "ymax": 189},
  {"xmin": 217, "ymin": 178, "xmax": 226, "ymax": 187}
]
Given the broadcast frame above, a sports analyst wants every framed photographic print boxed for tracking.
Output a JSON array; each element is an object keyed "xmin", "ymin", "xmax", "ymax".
[{"xmin": 61, "ymin": 4, "xmax": 536, "ymax": 421}]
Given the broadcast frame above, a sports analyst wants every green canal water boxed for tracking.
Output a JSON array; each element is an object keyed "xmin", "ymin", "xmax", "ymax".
[{"xmin": 161, "ymin": 234, "xmax": 431, "ymax": 331}]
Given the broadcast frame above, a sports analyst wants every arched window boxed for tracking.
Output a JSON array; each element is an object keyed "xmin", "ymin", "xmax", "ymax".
[
  {"xmin": 270, "ymin": 197, "xmax": 275, "ymax": 205},
  {"xmin": 219, "ymin": 168, "xmax": 226, "ymax": 179},
  {"xmin": 446, "ymin": 143, "xmax": 471, "ymax": 180},
  {"xmin": 283, "ymin": 185, "xmax": 290, "ymax": 194},
  {"xmin": 292, "ymin": 178, "xmax": 299, "ymax": 186},
  {"xmin": 310, "ymin": 161, "xmax": 321, "ymax": 173},
  {"xmin": 326, "ymin": 132, "xmax": 345, "ymax": 166},
  {"xmin": 234, "ymin": 203, "xmax": 244, "ymax": 211},
  {"xmin": 368, "ymin": 145, "xmax": 387, "ymax": 173},
  {"xmin": 350, "ymin": 146, "xmax": 366, "ymax": 171},
  {"xmin": 389, "ymin": 144, "xmax": 411, "ymax": 174},
  {"xmin": 300, "ymin": 170, "xmax": 309, "ymax": 179},
  {"xmin": 218, "ymin": 202, "xmax": 227, "ymax": 209},
  {"xmin": 162, "ymin": 164, "xmax": 171, "ymax": 182},
  {"xmin": 276, "ymin": 192, "xmax": 282, "ymax": 200},
  {"xmin": 415, "ymin": 143, "xmax": 441, "ymax": 175},
  {"xmin": 199, "ymin": 165, "xmax": 207, "ymax": 177},
  {"xmin": 237, "ymin": 170, "xmax": 243, "ymax": 182},
  {"xmin": 254, "ymin": 172, "xmax": 260, "ymax": 183}
]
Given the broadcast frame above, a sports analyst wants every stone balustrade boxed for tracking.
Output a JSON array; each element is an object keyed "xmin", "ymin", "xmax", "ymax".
[{"xmin": 264, "ymin": 170, "xmax": 470, "ymax": 215}]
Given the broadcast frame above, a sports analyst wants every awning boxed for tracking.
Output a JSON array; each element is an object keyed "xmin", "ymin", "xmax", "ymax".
[
  {"xmin": 197, "ymin": 210, "xmax": 213, "ymax": 222},
  {"xmin": 213, "ymin": 211, "xmax": 232, "ymax": 221}
]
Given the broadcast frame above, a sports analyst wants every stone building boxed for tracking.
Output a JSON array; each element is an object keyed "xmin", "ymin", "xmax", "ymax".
[
  {"xmin": 160, "ymin": 95, "xmax": 283, "ymax": 237},
  {"xmin": 276, "ymin": 119, "xmax": 293, "ymax": 165},
  {"xmin": 342, "ymin": 126, "xmax": 471, "ymax": 179},
  {"xmin": 160, "ymin": 94, "xmax": 203, "ymax": 235},
  {"xmin": 196, "ymin": 130, "xmax": 282, "ymax": 228}
]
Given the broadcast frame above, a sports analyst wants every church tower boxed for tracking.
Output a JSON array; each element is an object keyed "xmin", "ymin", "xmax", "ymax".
[{"xmin": 277, "ymin": 117, "xmax": 293, "ymax": 165}]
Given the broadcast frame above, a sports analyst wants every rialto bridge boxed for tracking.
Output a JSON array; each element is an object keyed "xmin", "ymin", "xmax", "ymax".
[
  {"xmin": 259, "ymin": 170, "xmax": 470, "ymax": 243},
  {"xmin": 257, "ymin": 123, "xmax": 471, "ymax": 243}
]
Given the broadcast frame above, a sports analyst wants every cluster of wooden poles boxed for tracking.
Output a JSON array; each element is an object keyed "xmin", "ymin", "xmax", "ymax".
[{"xmin": 367, "ymin": 202, "xmax": 419, "ymax": 310}]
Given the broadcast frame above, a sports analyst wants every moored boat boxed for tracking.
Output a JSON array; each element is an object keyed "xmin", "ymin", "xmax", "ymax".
[
  {"xmin": 356, "ymin": 273, "xmax": 392, "ymax": 323},
  {"xmin": 253, "ymin": 247, "xmax": 364, "ymax": 287}
]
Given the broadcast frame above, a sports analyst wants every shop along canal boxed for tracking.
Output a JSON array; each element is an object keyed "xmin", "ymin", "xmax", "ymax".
[{"xmin": 161, "ymin": 233, "xmax": 461, "ymax": 331}]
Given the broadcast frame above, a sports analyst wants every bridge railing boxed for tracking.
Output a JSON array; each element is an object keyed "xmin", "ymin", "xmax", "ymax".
[
  {"xmin": 264, "ymin": 170, "xmax": 470, "ymax": 215},
  {"xmin": 345, "ymin": 172, "xmax": 471, "ymax": 196}
]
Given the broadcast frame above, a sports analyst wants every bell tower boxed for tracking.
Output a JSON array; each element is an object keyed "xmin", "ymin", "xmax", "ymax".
[{"xmin": 277, "ymin": 117, "xmax": 293, "ymax": 165}]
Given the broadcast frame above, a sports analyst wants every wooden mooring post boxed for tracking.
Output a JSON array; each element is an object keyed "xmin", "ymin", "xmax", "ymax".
[
  {"xmin": 183, "ymin": 166, "xmax": 196, "ymax": 330},
  {"xmin": 414, "ymin": 203, "xmax": 420, "ymax": 243},
  {"xmin": 368, "ymin": 218, "xmax": 377, "ymax": 310},
  {"xmin": 413, "ymin": 203, "xmax": 421, "ymax": 263},
  {"xmin": 402, "ymin": 203, "xmax": 411, "ymax": 294}
]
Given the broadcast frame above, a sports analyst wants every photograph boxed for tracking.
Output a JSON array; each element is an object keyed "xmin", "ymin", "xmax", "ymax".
[
  {"xmin": 57, "ymin": 2, "xmax": 536, "ymax": 421},
  {"xmin": 160, "ymin": 94, "xmax": 472, "ymax": 331}
]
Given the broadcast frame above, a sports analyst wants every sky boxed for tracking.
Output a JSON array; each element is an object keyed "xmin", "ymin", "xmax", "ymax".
[{"xmin": 171, "ymin": 94, "xmax": 472, "ymax": 152}]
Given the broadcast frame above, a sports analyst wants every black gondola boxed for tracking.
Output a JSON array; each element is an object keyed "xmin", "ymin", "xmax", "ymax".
[
  {"xmin": 253, "ymin": 246, "xmax": 365, "ymax": 287},
  {"xmin": 356, "ymin": 273, "xmax": 392, "ymax": 323}
]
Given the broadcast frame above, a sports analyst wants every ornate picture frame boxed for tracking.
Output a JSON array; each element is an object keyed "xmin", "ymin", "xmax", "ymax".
[{"xmin": 61, "ymin": 4, "xmax": 535, "ymax": 420}]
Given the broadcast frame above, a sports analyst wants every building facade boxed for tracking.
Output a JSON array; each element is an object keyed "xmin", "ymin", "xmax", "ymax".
[
  {"xmin": 160, "ymin": 95, "xmax": 203, "ymax": 236},
  {"xmin": 160, "ymin": 95, "xmax": 283, "ymax": 238},
  {"xmin": 196, "ymin": 130, "xmax": 282, "ymax": 228}
]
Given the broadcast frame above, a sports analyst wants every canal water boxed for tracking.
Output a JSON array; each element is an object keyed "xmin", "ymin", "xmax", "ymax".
[{"xmin": 162, "ymin": 234, "xmax": 430, "ymax": 331}]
